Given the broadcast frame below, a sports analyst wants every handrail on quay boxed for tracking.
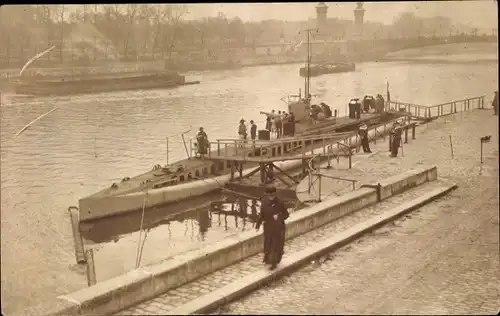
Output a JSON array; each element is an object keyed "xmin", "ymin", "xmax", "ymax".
[
  {"xmin": 306, "ymin": 150, "xmax": 357, "ymax": 202},
  {"xmin": 388, "ymin": 95, "xmax": 485, "ymax": 120},
  {"xmin": 185, "ymin": 95, "xmax": 485, "ymax": 162}
]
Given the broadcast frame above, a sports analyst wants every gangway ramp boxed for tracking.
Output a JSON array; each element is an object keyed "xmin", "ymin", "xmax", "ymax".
[{"xmin": 203, "ymin": 132, "xmax": 354, "ymax": 163}]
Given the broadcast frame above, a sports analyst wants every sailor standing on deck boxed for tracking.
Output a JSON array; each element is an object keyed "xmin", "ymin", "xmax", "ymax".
[
  {"xmin": 266, "ymin": 113, "xmax": 272, "ymax": 131},
  {"xmin": 348, "ymin": 99, "xmax": 357, "ymax": 119},
  {"xmin": 362, "ymin": 96, "xmax": 370, "ymax": 113},
  {"xmin": 270, "ymin": 110, "xmax": 277, "ymax": 138},
  {"xmin": 196, "ymin": 127, "xmax": 209, "ymax": 159},
  {"xmin": 238, "ymin": 119, "xmax": 248, "ymax": 147},
  {"xmin": 354, "ymin": 98, "xmax": 362, "ymax": 119},
  {"xmin": 289, "ymin": 112, "xmax": 296, "ymax": 136},
  {"xmin": 276, "ymin": 111, "xmax": 283, "ymax": 139},
  {"xmin": 250, "ymin": 120, "xmax": 257, "ymax": 146}
]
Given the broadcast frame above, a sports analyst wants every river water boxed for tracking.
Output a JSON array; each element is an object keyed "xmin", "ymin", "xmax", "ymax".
[{"xmin": 1, "ymin": 48, "xmax": 498, "ymax": 314}]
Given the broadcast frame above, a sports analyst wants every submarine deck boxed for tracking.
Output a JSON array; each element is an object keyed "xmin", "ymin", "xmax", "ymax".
[{"xmin": 81, "ymin": 112, "xmax": 404, "ymax": 201}]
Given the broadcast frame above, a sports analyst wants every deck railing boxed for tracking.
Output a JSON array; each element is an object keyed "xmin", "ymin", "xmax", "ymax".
[
  {"xmin": 388, "ymin": 95, "xmax": 485, "ymax": 120},
  {"xmin": 185, "ymin": 95, "xmax": 485, "ymax": 162},
  {"xmin": 195, "ymin": 132, "xmax": 350, "ymax": 162}
]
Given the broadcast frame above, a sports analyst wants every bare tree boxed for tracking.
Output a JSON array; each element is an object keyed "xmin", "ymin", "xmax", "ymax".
[
  {"xmin": 162, "ymin": 5, "xmax": 188, "ymax": 67},
  {"xmin": 123, "ymin": 4, "xmax": 138, "ymax": 60},
  {"xmin": 58, "ymin": 5, "xmax": 65, "ymax": 63}
]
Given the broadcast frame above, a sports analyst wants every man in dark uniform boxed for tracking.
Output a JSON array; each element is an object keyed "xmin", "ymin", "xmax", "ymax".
[
  {"xmin": 196, "ymin": 127, "xmax": 208, "ymax": 159},
  {"xmin": 359, "ymin": 124, "xmax": 371, "ymax": 153},
  {"xmin": 255, "ymin": 186, "xmax": 290, "ymax": 270},
  {"xmin": 250, "ymin": 120, "xmax": 257, "ymax": 145},
  {"xmin": 362, "ymin": 96, "xmax": 370, "ymax": 113},
  {"xmin": 355, "ymin": 98, "xmax": 362, "ymax": 119},
  {"xmin": 390, "ymin": 122, "xmax": 403, "ymax": 157},
  {"xmin": 289, "ymin": 112, "xmax": 296, "ymax": 136}
]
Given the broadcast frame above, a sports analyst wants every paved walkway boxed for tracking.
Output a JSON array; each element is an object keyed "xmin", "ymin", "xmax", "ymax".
[
  {"xmin": 298, "ymin": 110, "xmax": 498, "ymax": 202},
  {"xmin": 219, "ymin": 110, "xmax": 499, "ymax": 314}
]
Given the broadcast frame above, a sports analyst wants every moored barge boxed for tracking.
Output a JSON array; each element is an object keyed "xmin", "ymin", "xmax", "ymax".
[
  {"xmin": 300, "ymin": 62, "xmax": 356, "ymax": 77},
  {"xmin": 11, "ymin": 71, "xmax": 200, "ymax": 96}
]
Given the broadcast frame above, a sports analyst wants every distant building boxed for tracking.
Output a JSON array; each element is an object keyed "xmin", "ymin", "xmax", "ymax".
[
  {"xmin": 316, "ymin": 2, "xmax": 328, "ymax": 32},
  {"xmin": 353, "ymin": 2, "xmax": 366, "ymax": 40}
]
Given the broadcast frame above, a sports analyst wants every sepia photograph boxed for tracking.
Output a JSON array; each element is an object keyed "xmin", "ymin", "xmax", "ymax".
[{"xmin": 0, "ymin": 1, "xmax": 498, "ymax": 315}]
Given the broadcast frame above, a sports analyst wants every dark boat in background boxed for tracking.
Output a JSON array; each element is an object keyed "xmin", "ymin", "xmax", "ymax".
[
  {"xmin": 11, "ymin": 71, "xmax": 200, "ymax": 96},
  {"xmin": 299, "ymin": 62, "xmax": 355, "ymax": 77}
]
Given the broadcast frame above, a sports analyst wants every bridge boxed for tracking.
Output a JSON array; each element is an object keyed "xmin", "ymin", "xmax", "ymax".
[{"xmin": 257, "ymin": 34, "xmax": 497, "ymax": 60}]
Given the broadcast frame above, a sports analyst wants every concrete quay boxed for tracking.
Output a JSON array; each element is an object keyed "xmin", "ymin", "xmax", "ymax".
[
  {"xmin": 120, "ymin": 178, "xmax": 456, "ymax": 315},
  {"xmin": 22, "ymin": 164, "xmax": 439, "ymax": 316}
]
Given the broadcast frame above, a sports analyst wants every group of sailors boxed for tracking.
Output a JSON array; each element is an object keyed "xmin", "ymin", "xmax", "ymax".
[
  {"xmin": 357, "ymin": 120, "xmax": 403, "ymax": 157},
  {"xmin": 238, "ymin": 119, "xmax": 258, "ymax": 144},
  {"xmin": 235, "ymin": 111, "xmax": 297, "ymax": 145},
  {"xmin": 348, "ymin": 94, "xmax": 386, "ymax": 119},
  {"xmin": 265, "ymin": 110, "xmax": 296, "ymax": 139}
]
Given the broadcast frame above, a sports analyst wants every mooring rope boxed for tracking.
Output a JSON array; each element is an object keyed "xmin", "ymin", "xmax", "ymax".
[{"xmin": 135, "ymin": 191, "xmax": 148, "ymax": 269}]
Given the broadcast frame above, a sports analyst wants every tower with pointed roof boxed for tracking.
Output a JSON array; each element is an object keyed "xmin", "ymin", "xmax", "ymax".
[
  {"xmin": 316, "ymin": 2, "xmax": 328, "ymax": 32},
  {"xmin": 353, "ymin": 2, "xmax": 365, "ymax": 39}
]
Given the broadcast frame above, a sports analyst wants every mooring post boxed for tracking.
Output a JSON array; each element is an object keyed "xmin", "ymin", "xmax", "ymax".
[
  {"xmin": 389, "ymin": 134, "xmax": 392, "ymax": 152},
  {"xmin": 260, "ymin": 163, "xmax": 266, "ymax": 184},
  {"xmin": 449, "ymin": 135, "xmax": 454, "ymax": 159},
  {"xmin": 348, "ymin": 149, "xmax": 352, "ymax": 169},
  {"xmin": 317, "ymin": 170, "xmax": 322, "ymax": 202},
  {"xmin": 230, "ymin": 162, "xmax": 235, "ymax": 181},
  {"xmin": 85, "ymin": 248, "xmax": 97, "ymax": 286},
  {"xmin": 326, "ymin": 144, "xmax": 332, "ymax": 169},
  {"xmin": 166, "ymin": 137, "xmax": 169, "ymax": 165},
  {"xmin": 412, "ymin": 124, "xmax": 416, "ymax": 140},
  {"xmin": 308, "ymin": 170, "xmax": 312, "ymax": 193},
  {"xmin": 68, "ymin": 206, "xmax": 86, "ymax": 264},
  {"xmin": 480, "ymin": 140, "xmax": 483, "ymax": 164},
  {"xmin": 404, "ymin": 126, "xmax": 409, "ymax": 144}
]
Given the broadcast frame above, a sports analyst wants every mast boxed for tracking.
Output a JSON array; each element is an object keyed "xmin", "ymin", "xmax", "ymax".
[{"xmin": 299, "ymin": 28, "xmax": 318, "ymax": 100}]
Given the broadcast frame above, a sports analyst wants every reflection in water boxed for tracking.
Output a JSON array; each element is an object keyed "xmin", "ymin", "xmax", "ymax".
[
  {"xmin": 79, "ymin": 191, "xmax": 299, "ymax": 283},
  {"xmin": 81, "ymin": 192, "xmax": 296, "ymax": 246}
]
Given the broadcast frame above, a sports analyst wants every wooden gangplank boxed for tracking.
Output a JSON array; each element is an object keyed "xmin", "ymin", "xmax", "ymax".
[
  {"xmin": 207, "ymin": 154, "xmax": 320, "ymax": 163},
  {"xmin": 204, "ymin": 132, "xmax": 354, "ymax": 164}
]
